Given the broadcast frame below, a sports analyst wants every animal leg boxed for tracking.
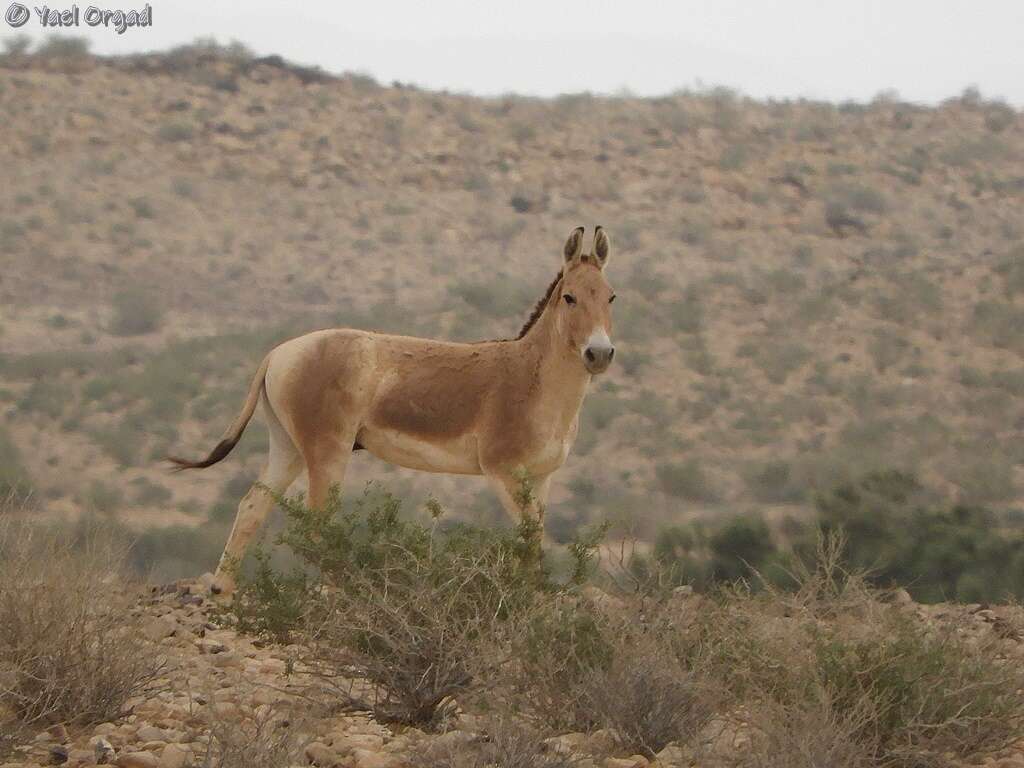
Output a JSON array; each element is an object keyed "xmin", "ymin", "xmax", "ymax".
[
  {"xmin": 306, "ymin": 438, "xmax": 356, "ymax": 510},
  {"xmin": 486, "ymin": 470, "xmax": 552, "ymax": 564},
  {"xmin": 487, "ymin": 470, "xmax": 552, "ymax": 522},
  {"xmin": 213, "ymin": 404, "xmax": 303, "ymax": 595}
]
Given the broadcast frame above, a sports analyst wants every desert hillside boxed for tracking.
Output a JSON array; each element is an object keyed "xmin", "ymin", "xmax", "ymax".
[{"xmin": 2, "ymin": 40, "xmax": 1024, "ymax": 577}]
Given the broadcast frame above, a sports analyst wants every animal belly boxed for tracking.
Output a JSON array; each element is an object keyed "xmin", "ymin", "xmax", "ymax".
[{"xmin": 358, "ymin": 428, "xmax": 482, "ymax": 475}]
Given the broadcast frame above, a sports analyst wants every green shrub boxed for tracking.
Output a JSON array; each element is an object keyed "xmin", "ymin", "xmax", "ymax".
[
  {"xmin": 680, "ymin": 538, "xmax": 1024, "ymax": 765},
  {"xmin": 995, "ymin": 245, "xmax": 1024, "ymax": 297},
  {"xmin": 36, "ymin": 35, "xmax": 90, "ymax": 58},
  {"xmin": 157, "ymin": 121, "xmax": 195, "ymax": 143},
  {"xmin": 226, "ymin": 485, "xmax": 600, "ymax": 726},
  {"xmin": 89, "ymin": 417, "xmax": 145, "ymax": 467},
  {"xmin": 509, "ymin": 603, "xmax": 716, "ymax": 756},
  {"xmin": 17, "ymin": 378, "xmax": 72, "ymax": 419},
  {"xmin": 745, "ymin": 460, "xmax": 805, "ymax": 504},
  {"xmin": 868, "ymin": 329, "xmax": 911, "ymax": 372},
  {"xmin": 656, "ymin": 459, "xmax": 718, "ymax": 503},
  {"xmin": 81, "ymin": 480, "xmax": 123, "ymax": 514},
  {"xmin": 130, "ymin": 477, "xmax": 172, "ymax": 506},
  {"xmin": 754, "ymin": 341, "xmax": 811, "ymax": 384},
  {"xmin": 110, "ymin": 289, "xmax": 163, "ymax": 336},
  {"xmin": 2, "ymin": 35, "xmax": 31, "ymax": 56},
  {"xmin": 826, "ymin": 182, "xmax": 888, "ymax": 214},
  {"xmin": 814, "ymin": 471, "xmax": 1024, "ymax": 602},
  {"xmin": 129, "ymin": 522, "xmax": 227, "ymax": 582},
  {"xmin": 647, "ymin": 514, "xmax": 787, "ymax": 592},
  {"xmin": 0, "ymin": 428, "xmax": 32, "ymax": 502},
  {"xmin": 450, "ymin": 277, "xmax": 534, "ymax": 320},
  {"xmin": 671, "ymin": 286, "xmax": 705, "ymax": 333}
]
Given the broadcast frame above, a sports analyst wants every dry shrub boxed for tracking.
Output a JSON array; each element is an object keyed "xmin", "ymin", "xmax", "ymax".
[
  {"xmin": 505, "ymin": 597, "xmax": 717, "ymax": 757},
  {"xmin": 304, "ymin": 544, "xmax": 526, "ymax": 726},
  {"xmin": 412, "ymin": 717, "xmax": 577, "ymax": 768},
  {"xmin": 251, "ymin": 487, "xmax": 543, "ymax": 727},
  {"xmin": 583, "ymin": 633, "xmax": 716, "ymax": 757},
  {"xmin": 200, "ymin": 699, "xmax": 310, "ymax": 768},
  {"xmin": 725, "ymin": 695, "xmax": 873, "ymax": 768},
  {"xmin": 682, "ymin": 534, "xmax": 1024, "ymax": 766},
  {"xmin": 0, "ymin": 509, "xmax": 166, "ymax": 728}
]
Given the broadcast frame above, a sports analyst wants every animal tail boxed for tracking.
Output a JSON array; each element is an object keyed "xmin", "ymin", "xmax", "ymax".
[{"xmin": 167, "ymin": 353, "xmax": 272, "ymax": 471}]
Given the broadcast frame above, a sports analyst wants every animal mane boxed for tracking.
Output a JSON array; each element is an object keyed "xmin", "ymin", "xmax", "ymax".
[{"xmin": 515, "ymin": 270, "xmax": 563, "ymax": 340}]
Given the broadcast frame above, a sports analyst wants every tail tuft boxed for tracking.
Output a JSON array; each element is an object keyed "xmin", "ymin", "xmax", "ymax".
[{"xmin": 167, "ymin": 437, "xmax": 239, "ymax": 472}]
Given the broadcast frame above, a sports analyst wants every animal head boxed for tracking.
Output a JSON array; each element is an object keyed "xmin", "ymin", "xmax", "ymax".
[{"xmin": 556, "ymin": 226, "xmax": 616, "ymax": 374}]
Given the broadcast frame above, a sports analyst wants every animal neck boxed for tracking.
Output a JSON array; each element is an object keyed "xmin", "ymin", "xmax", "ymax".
[{"xmin": 516, "ymin": 299, "xmax": 591, "ymax": 427}]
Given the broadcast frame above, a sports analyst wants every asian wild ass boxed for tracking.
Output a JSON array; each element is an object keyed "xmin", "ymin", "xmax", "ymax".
[{"xmin": 170, "ymin": 226, "xmax": 616, "ymax": 594}]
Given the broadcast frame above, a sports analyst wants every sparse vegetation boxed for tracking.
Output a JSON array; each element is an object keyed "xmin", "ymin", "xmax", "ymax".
[
  {"xmin": 0, "ymin": 512, "xmax": 165, "ymax": 730},
  {"xmin": 109, "ymin": 288, "xmax": 163, "ymax": 336}
]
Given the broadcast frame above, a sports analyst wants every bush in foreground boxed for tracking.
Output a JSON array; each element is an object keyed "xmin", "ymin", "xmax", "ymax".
[
  {"xmin": 0, "ymin": 508, "xmax": 165, "ymax": 733},
  {"xmin": 225, "ymin": 484, "xmax": 584, "ymax": 727},
  {"xmin": 684, "ymin": 536, "xmax": 1024, "ymax": 766},
  {"xmin": 225, "ymin": 487, "xmax": 1024, "ymax": 764}
]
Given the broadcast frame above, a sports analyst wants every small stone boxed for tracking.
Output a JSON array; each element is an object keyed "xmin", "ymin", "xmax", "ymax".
[
  {"xmin": 428, "ymin": 731, "xmax": 476, "ymax": 752},
  {"xmin": 143, "ymin": 617, "xmax": 178, "ymax": 642},
  {"xmin": 197, "ymin": 640, "xmax": 226, "ymax": 655},
  {"xmin": 544, "ymin": 733, "xmax": 588, "ymax": 756},
  {"xmin": 68, "ymin": 748, "xmax": 96, "ymax": 766},
  {"xmin": 211, "ymin": 651, "xmax": 244, "ymax": 669},
  {"xmin": 585, "ymin": 730, "xmax": 617, "ymax": 754},
  {"xmin": 304, "ymin": 742, "xmax": 339, "ymax": 767},
  {"xmin": 891, "ymin": 588, "xmax": 914, "ymax": 606},
  {"xmin": 603, "ymin": 757, "xmax": 648, "ymax": 768},
  {"xmin": 114, "ymin": 753, "xmax": 159, "ymax": 768},
  {"xmin": 345, "ymin": 734, "xmax": 384, "ymax": 752},
  {"xmin": 90, "ymin": 737, "xmax": 115, "ymax": 765},
  {"xmin": 351, "ymin": 750, "xmax": 402, "ymax": 768},
  {"xmin": 157, "ymin": 745, "xmax": 189, "ymax": 768},
  {"xmin": 48, "ymin": 746, "xmax": 69, "ymax": 765},
  {"xmin": 135, "ymin": 727, "xmax": 167, "ymax": 744},
  {"xmin": 654, "ymin": 744, "xmax": 689, "ymax": 767}
]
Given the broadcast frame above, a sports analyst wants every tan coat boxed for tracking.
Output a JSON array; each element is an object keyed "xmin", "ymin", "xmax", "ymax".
[{"xmin": 171, "ymin": 227, "xmax": 616, "ymax": 593}]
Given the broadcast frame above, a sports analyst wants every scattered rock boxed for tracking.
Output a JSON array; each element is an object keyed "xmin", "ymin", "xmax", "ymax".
[
  {"xmin": 603, "ymin": 757, "xmax": 648, "ymax": 768},
  {"xmin": 90, "ymin": 737, "xmax": 115, "ymax": 765},
  {"xmin": 157, "ymin": 744, "xmax": 189, "ymax": 768},
  {"xmin": 304, "ymin": 741, "xmax": 340, "ymax": 767},
  {"xmin": 133, "ymin": 728, "xmax": 166, "ymax": 744},
  {"xmin": 351, "ymin": 749, "xmax": 403, "ymax": 768},
  {"xmin": 143, "ymin": 617, "xmax": 178, "ymax": 642},
  {"xmin": 114, "ymin": 752, "xmax": 159, "ymax": 768}
]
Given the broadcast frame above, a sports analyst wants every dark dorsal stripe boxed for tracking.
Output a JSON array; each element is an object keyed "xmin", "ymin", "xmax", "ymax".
[{"xmin": 516, "ymin": 270, "xmax": 563, "ymax": 340}]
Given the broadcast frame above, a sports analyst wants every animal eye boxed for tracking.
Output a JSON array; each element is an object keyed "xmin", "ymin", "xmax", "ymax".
[
  {"xmin": 563, "ymin": 294, "xmax": 577, "ymax": 305},
  {"xmin": 609, "ymin": 294, "xmax": 617, "ymax": 304}
]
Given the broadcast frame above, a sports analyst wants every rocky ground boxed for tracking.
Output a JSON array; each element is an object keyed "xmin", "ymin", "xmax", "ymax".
[
  {"xmin": 0, "ymin": 576, "xmax": 668, "ymax": 768},
  {"xmin": 4, "ymin": 577, "xmax": 1024, "ymax": 768}
]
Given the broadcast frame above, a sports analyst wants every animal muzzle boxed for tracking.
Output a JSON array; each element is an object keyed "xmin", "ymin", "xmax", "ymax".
[{"xmin": 583, "ymin": 330, "xmax": 615, "ymax": 374}]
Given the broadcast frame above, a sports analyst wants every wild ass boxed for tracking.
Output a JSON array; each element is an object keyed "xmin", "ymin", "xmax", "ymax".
[{"xmin": 171, "ymin": 226, "xmax": 616, "ymax": 593}]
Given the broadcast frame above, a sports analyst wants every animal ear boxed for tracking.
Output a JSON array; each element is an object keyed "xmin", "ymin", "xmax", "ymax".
[
  {"xmin": 563, "ymin": 226, "xmax": 585, "ymax": 265},
  {"xmin": 591, "ymin": 226, "xmax": 610, "ymax": 269}
]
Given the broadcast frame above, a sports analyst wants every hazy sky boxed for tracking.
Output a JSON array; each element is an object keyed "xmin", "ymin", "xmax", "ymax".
[{"xmin": 9, "ymin": 0, "xmax": 1024, "ymax": 105}]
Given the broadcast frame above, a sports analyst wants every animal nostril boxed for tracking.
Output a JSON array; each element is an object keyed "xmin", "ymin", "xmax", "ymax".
[
  {"xmin": 608, "ymin": 348, "xmax": 615, "ymax": 360},
  {"xmin": 584, "ymin": 348, "xmax": 596, "ymax": 362}
]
